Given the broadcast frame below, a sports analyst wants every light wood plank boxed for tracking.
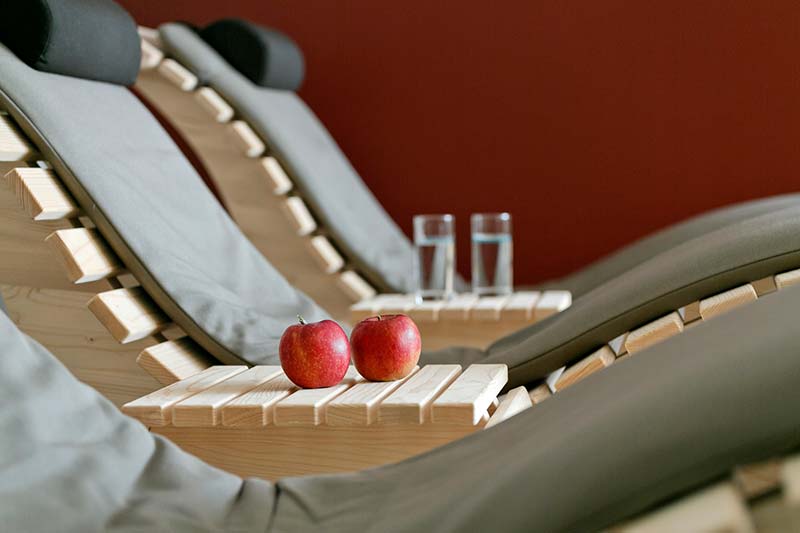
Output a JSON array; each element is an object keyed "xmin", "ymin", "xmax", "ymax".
[
  {"xmin": 6, "ymin": 167, "xmax": 80, "ymax": 221},
  {"xmin": 471, "ymin": 295, "xmax": 512, "ymax": 321},
  {"xmin": 406, "ymin": 299, "xmax": 445, "ymax": 322},
  {"xmin": 326, "ymin": 367, "xmax": 420, "ymax": 425},
  {"xmin": 260, "ymin": 156, "xmax": 293, "ymax": 195},
  {"xmin": 136, "ymin": 337, "xmax": 216, "ymax": 386},
  {"xmin": 501, "ymin": 291, "xmax": 540, "ymax": 321},
  {"xmin": 274, "ymin": 368, "xmax": 362, "ymax": 426},
  {"xmin": 229, "ymin": 120, "xmax": 265, "ymax": 158},
  {"xmin": 625, "ymin": 312, "xmax": 684, "ymax": 354},
  {"xmin": 88, "ymin": 287, "xmax": 172, "ymax": 343},
  {"xmin": 157, "ymin": 58, "xmax": 198, "ymax": 91},
  {"xmin": 751, "ymin": 275, "xmax": 777, "ymax": 297},
  {"xmin": 439, "ymin": 293, "xmax": 479, "ymax": 320},
  {"xmin": 137, "ymin": 26, "xmax": 162, "ymax": 48},
  {"xmin": 484, "ymin": 386, "xmax": 532, "ymax": 429},
  {"xmin": 122, "ymin": 366, "xmax": 247, "ymax": 426},
  {"xmin": 534, "ymin": 290, "xmax": 572, "ymax": 320},
  {"xmin": 307, "ymin": 235, "xmax": 345, "ymax": 274},
  {"xmin": 45, "ymin": 228, "xmax": 124, "ymax": 283},
  {"xmin": 380, "ymin": 365, "xmax": 462, "ymax": 424},
  {"xmin": 373, "ymin": 293, "xmax": 417, "ymax": 315},
  {"xmin": 678, "ymin": 301, "xmax": 702, "ymax": 324},
  {"xmin": 195, "ymin": 87, "xmax": 234, "ymax": 123},
  {"xmin": 699, "ymin": 284, "xmax": 757, "ymax": 321},
  {"xmin": 0, "ymin": 115, "xmax": 34, "ymax": 161},
  {"xmin": 616, "ymin": 483, "xmax": 753, "ymax": 533},
  {"xmin": 139, "ymin": 39, "xmax": 164, "ymax": 70},
  {"xmin": 775, "ymin": 269, "xmax": 800, "ymax": 290},
  {"xmin": 221, "ymin": 374, "xmax": 298, "ymax": 427},
  {"xmin": 172, "ymin": 366, "xmax": 283, "ymax": 427},
  {"xmin": 553, "ymin": 346, "xmax": 615, "ymax": 392},
  {"xmin": 337, "ymin": 271, "xmax": 377, "ymax": 302},
  {"xmin": 734, "ymin": 459, "xmax": 781, "ymax": 500},
  {"xmin": 281, "ymin": 196, "xmax": 317, "ymax": 235},
  {"xmin": 350, "ymin": 298, "xmax": 380, "ymax": 322},
  {"xmin": 432, "ymin": 364, "xmax": 507, "ymax": 424},
  {"xmin": 781, "ymin": 454, "xmax": 800, "ymax": 505},
  {"xmin": 529, "ymin": 383, "xmax": 551, "ymax": 404}
]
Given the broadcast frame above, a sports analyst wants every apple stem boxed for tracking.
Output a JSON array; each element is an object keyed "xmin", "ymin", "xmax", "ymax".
[
  {"xmin": 297, "ymin": 315, "xmax": 307, "ymax": 325},
  {"xmin": 377, "ymin": 314, "xmax": 382, "ymax": 321}
]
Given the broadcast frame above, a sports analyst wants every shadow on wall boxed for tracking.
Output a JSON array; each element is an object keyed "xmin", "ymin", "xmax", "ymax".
[{"xmin": 121, "ymin": 0, "xmax": 800, "ymax": 284}]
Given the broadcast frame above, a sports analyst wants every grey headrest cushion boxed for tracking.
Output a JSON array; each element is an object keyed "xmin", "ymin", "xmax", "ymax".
[
  {"xmin": 0, "ymin": 0, "xmax": 141, "ymax": 86},
  {"xmin": 201, "ymin": 19, "xmax": 305, "ymax": 91}
]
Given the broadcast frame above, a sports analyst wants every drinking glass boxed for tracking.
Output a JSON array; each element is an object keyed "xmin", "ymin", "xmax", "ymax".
[
  {"xmin": 413, "ymin": 214, "xmax": 455, "ymax": 301},
  {"xmin": 471, "ymin": 213, "xmax": 513, "ymax": 295}
]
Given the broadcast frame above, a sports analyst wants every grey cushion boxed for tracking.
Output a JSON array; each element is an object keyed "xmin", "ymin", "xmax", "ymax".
[
  {"xmin": 2, "ymin": 285, "xmax": 799, "ymax": 532},
  {"xmin": 160, "ymin": 23, "xmax": 422, "ymax": 294},
  {"xmin": 0, "ymin": 44, "xmax": 328, "ymax": 366}
]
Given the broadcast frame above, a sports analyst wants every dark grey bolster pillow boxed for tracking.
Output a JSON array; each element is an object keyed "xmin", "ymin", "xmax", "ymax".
[
  {"xmin": 201, "ymin": 19, "xmax": 305, "ymax": 91},
  {"xmin": 0, "ymin": 0, "xmax": 140, "ymax": 86}
]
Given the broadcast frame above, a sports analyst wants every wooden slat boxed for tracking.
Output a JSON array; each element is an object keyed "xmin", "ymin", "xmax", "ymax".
[
  {"xmin": 534, "ymin": 290, "xmax": 572, "ymax": 320},
  {"xmin": 221, "ymin": 374, "xmax": 298, "ymax": 427},
  {"xmin": 374, "ymin": 294, "xmax": 417, "ymax": 315},
  {"xmin": 471, "ymin": 295, "xmax": 511, "ymax": 321},
  {"xmin": 282, "ymin": 196, "xmax": 317, "ymax": 235},
  {"xmin": 616, "ymin": 483, "xmax": 753, "ymax": 532},
  {"xmin": 157, "ymin": 58, "xmax": 198, "ymax": 91},
  {"xmin": 195, "ymin": 87, "xmax": 234, "ymax": 123},
  {"xmin": 609, "ymin": 332, "xmax": 630, "ymax": 357},
  {"xmin": 678, "ymin": 301, "xmax": 702, "ymax": 324},
  {"xmin": 337, "ymin": 271, "xmax": 377, "ymax": 302},
  {"xmin": 380, "ymin": 365, "xmax": 462, "ymax": 424},
  {"xmin": 122, "ymin": 366, "xmax": 247, "ymax": 426},
  {"xmin": 432, "ymin": 364, "xmax": 507, "ymax": 425},
  {"xmin": 484, "ymin": 386, "xmax": 532, "ymax": 429},
  {"xmin": 734, "ymin": 460, "xmax": 782, "ymax": 500},
  {"xmin": 139, "ymin": 39, "xmax": 164, "ymax": 70},
  {"xmin": 406, "ymin": 299, "xmax": 445, "ymax": 322},
  {"xmin": 45, "ymin": 228, "xmax": 124, "ymax": 283},
  {"xmin": 5, "ymin": 167, "xmax": 80, "ymax": 220},
  {"xmin": 439, "ymin": 293, "xmax": 479, "ymax": 320},
  {"xmin": 229, "ymin": 120, "xmax": 265, "ymax": 158},
  {"xmin": 260, "ymin": 156, "xmax": 293, "ymax": 195},
  {"xmin": 553, "ymin": 346, "xmax": 615, "ymax": 392},
  {"xmin": 781, "ymin": 454, "xmax": 800, "ymax": 505},
  {"xmin": 137, "ymin": 26, "xmax": 162, "ymax": 48},
  {"xmin": 0, "ymin": 115, "xmax": 35, "ymax": 161},
  {"xmin": 751, "ymin": 275, "xmax": 777, "ymax": 297},
  {"xmin": 699, "ymin": 284, "xmax": 757, "ymax": 321},
  {"xmin": 307, "ymin": 235, "xmax": 344, "ymax": 274},
  {"xmin": 500, "ymin": 291, "xmax": 540, "ymax": 321},
  {"xmin": 350, "ymin": 298, "xmax": 379, "ymax": 322},
  {"xmin": 625, "ymin": 312, "xmax": 684, "ymax": 354},
  {"xmin": 136, "ymin": 338, "xmax": 216, "ymax": 386},
  {"xmin": 326, "ymin": 367, "xmax": 420, "ymax": 425},
  {"xmin": 274, "ymin": 368, "xmax": 362, "ymax": 426},
  {"xmin": 88, "ymin": 287, "xmax": 172, "ymax": 343},
  {"xmin": 172, "ymin": 366, "xmax": 283, "ymax": 427},
  {"xmin": 775, "ymin": 269, "xmax": 800, "ymax": 290},
  {"xmin": 529, "ymin": 383, "xmax": 551, "ymax": 404}
]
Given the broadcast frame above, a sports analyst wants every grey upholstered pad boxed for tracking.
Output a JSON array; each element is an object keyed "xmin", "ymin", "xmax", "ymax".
[
  {"xmin": 0, "ymin": 44, "xmax": 327, "ymax": 366},
  {"xmin": 160, "ymin": 23, "xmax": 419, "ymax": 294},
  {"xmin": 423, "ymin": 204, "xmax": 800, "ymax": 387},
  {"xmin": 3, "ymin": 285, "xmax": 800, "ymax": 532},
  {"xmin": 550, "ymin": 193, "xmax": 800, "ymax": 298}
]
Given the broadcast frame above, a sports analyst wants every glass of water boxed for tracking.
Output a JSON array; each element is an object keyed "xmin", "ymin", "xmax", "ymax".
[
  {"xmin": 471, "ymin": 212, "xmax": 513, "ymax": 296},
  {"xmin": 413, "ymin": 214, "xmax": 455, "ymax": 301}
]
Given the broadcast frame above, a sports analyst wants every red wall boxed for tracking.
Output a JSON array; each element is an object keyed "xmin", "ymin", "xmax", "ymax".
[{"xmin": 122, "ymin": 1, "xmax": 800, "ymax": 285}]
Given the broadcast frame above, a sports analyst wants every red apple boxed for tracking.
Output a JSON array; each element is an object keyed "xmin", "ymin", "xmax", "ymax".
[
  {"xmin": 279, "ymin": 316, "xmax": 350, "ymax": 388},
  {"xmin": 350, "ymin": 314, "xmax": 421, "ymax": 381}
]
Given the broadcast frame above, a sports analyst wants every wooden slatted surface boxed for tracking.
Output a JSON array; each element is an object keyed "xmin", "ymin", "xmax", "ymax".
[
  {"xmin": 471, "ymin": 295, "xmax": 511, "ymax": 321},
  {"xmin": 500, "ymin": 291, "xmax": 540, "ymax": 321},
  {"xmin": 274, "ymin": 368, "xmax": 363, "ymax": 426},
  {"xmin": 0, "ymin": 115, "xmax": 35, "ymax": 161},
  {"xmin": 229, "ymin": 120, "xmax": 266, "ymax": 158},
  {"xmin": 485, "ymin": 386, "xmax": 532, "ymax": 429},
  {"xmin": 46, "ymin": 228, "xmax": 124, "ymax": 283},
  {"xmin": 775, "ymin": 269, "xmax": 800, "ymax": 290},
  {"xmin": 139, "ymin": 39, "xmax": 164, "ymax": 70},
  {"xmin": 699, "ymin": 284, "xmax": 757, "ymax": 320},
  {"xmin": 625, "ymin": 312, "xmax": 684, "ymax": 354},
  {"xmin": 260, "ymin": 156, "xmax": 293, "ymax": 195},
  {"xmin": 379, "ymin": 365, "xmax": 462, "ymax": 424},
  {"xmin": 326, "ymin": 367, "xmax": 419, "ymax": 425},
  {"xmin": 195, "ymin": 87, "xmax": 234, "ymax": 123},
  {"xmin": 432, "ymin": 364, "xmax": 507, "ymax": 425},
  {"xmin": 534, "ymin": 290, "xmax": 572, "ymax": 320},
  {"xmin": 282, "ymin": 196, "xmax": 317, "ymax": 236},
  {"xmin": 221, "ymin": 374, "xmax": 298, "ymax": 427},
  {"xmin": 337, "ymin": 271, "xmax": 377, "ymax": 302},
  {"xmin": 88, "ymin": 287, "xmax": 172, "ymax": 343},
  {"xmin": 6, "ymin": 167, "xmax": 81, "ymax": 221},
  {"xmin": 553, "ymin": 346, "xmax": 615, "ymax": 392},
  {"xmin": 136, "ymin": 338, "xmax": 215, "ymax": 385},
  {"xmin": 158, "ymin": 59, "xmax": 198, "ymax": 91},
  {"xmin": 440, "ymin": 293, "xmax": 480, "ymax": 320},
  {"xmin": 307, "ymin": 235, "xmax": 344, "ymax": 274}
]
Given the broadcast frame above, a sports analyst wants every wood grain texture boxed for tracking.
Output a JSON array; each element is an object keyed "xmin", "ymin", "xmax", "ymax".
[
  {"xmin": 273, "ymin": 368, "xmax": 362, "ymax": 426},
  {"xmin": 88, "ymin": 287, "xmax": 172, "ymax": 343},
  {"xmin": 45, "ymin": 228, "xmax": 124, "ymax": 283},
  {"xmin": 380, "ymin": 364, "xmax": 462, "ymax": 424},
  {"xmin": 699, "ymin": 284, "xmax": 757, "ymax": 321},
  {"xmin": 553, "ymin": 346, "xmax": 615, "ymax": 392},
  {"xmin": 195, "ymin": 87, "xmax": 234, "ymax": 123},
  {"xmin": 136, "ymin": 337, "xmax": 217, "ymax": 386},
  {"xmin": 751, "ymin": 275, "xmax": 777, "ymax": 297},
  {"xmin": 534, "ymin": 290, "xmax": 572, "ymax": 320},
  {"xmin": 608, "ymin": 332, "xmax": 630, "ymax": 357},
  {"xmin": 122, "ymin": 366, "xmax": 247, "ymax": 426},
  {"xmin": 0, "ymin": 115, "xmax": 35, "ymax": 161},
  {"xmin": 471, "ymin": 295, "xmax": 511, "ymax": 321},
  {"xmin": 229, "ymin": 120, "xmax": 266, "ymax": 158},
  {"xmin": 432, "ymin": 364, "xmax": 507, "ymax": 425},
  {"xmin": 6, "ymin": 167, "xmax": 81, "ymax": 221},
  {"xmin": 260, "ymin": 156, "xmax": 293, "ymax": 195},
  {"xmin": 326, "ymin": 367, "xmax": 419, "ymax": 426},
  {"xmin": 336, "ymin": 270, "xmax": 377, "ymax": 302},
  {"xmin": 484, "ymin": 386, "xmax": 532, "ymax": 429},
  {"xmin": 281, "ymin": 196, "xmax": 317, "ymax": 236},
  {"xmin": 500, "ymin": 291, "xmax": 540, "ymax": 321},
  {"xmin": 221, "ymin": 374, "xmax": 298, "ymax": 427},
  {"xmin": 157, "ymin": 58, "xmax": 198, "ymax": 91},
  {"xmin": 529, "ymin": 383, "xmax": 551, "ymax": 404},
  {"xmin": 678, "ymin": 301, "xmax": 702, "ymax": 324},
  {"xmin": 307, "ymin": 235, "xmax": 345, "ymax": 274},
  {"xmin": 775, "ymin": 269, "xmax": 800, "ymax": 290},
  {"xmin": 139, "ymin": 39, "xmax": 164, "ymax": 70},
  {"xmin": 172, "ymin": 366, "xmax": 283, "ymax": 427},
  {"xmin": 625, "ymin": 312, "xmax": 684, "ymax": 354}
]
